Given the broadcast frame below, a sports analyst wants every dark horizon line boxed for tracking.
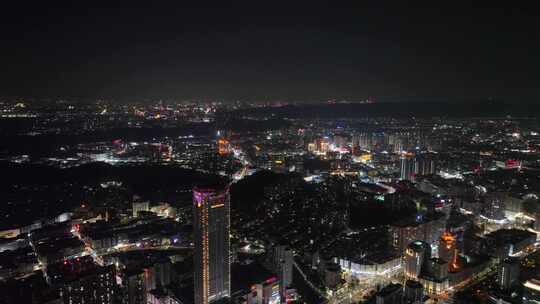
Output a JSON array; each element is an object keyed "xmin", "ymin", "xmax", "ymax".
[{"xmin": 0, "ymin": 95, "xmax": 532, "ymax": 104}]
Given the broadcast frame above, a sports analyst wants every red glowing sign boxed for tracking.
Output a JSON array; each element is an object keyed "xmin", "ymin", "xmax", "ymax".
[
  {"xmin": 506, "ymin": 159, "xmax": 520, "ymax": 168},
  {"xmin": 265, "ymin": 276, "xmax": 278, "ymax": 284}
]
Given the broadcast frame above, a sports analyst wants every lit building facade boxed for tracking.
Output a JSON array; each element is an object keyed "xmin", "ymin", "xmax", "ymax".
[
  {"xmin": 124, "ymin": 269, "xmax": 147, "ymax": 304},
  {"xmin": 218, "ymin": 139, "xmax": 230, "ymax": 155},
  {"xmin": 439, "ymin": 232, "xmax": 460, "ymax": 272},
  {"xmin": 498, "ymin": 257, "xmax": 520, "ymax": 290},
  {"xmin": 132, "ymin": 201, "xmax": 150, "ymax": 218},
  {"xmin": 404, "ymin": 280, "xmax": 423, "ymax": 304},
  {"xmin": 400, "ymin": 153, "xmax": 416, "ymax": 181},
  {"xmin": 272, "ymin": 245, "xmax": 293, "ymax": 301},
  {"xmin": 390, "ymin": 216, "xmax": 445, "ymax": 254},
  {"xmin": 57, "ymin": 264, "xmax": 116, "ymax": 304},
  {"xmin": 400, "ymin": 153, "xmax": 437, "ymax": 182},
  {"xmin": 523, "ymin": 279, "xmax": 540, "ymax": 303},
  {"xmin": 417, "ymin": 258, "xmax": 449, "ymax": 296},
  {"xmin": 245, "ymin": 277, "xmax": 281, "ymax": 304},
  {"xmin": 337, "ymin": 254, "xmax": 402, "ymax": 279},
  {"xmin": 404, "ymin": 241, "xmax": 431, "ymax": 279},
  {"xmin": 193, "ymin": 184, "xmax": 231, "ymax": 304}
]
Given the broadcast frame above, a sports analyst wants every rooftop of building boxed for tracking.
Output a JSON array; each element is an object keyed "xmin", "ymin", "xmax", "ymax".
[
  {"xmin": 34, "ymin": 236, "xmax": 84, "ymax": 257},
  {"xmin": 322, "ymin": 230, "xmax": 390, "ymax": 262},
  {"xmin": 0, "ymin": 246, "xmax": 37, "ymax": 268},
  {"xmin": 193, "ymin": 178, "xmax": 230, "ymax": 194},
  {"xmin": 356, "ymin": 182, "xmax": 389, "ymax": 194},
  {"xmin": 485, "ymin": 228, "xmax": 536, "ymax": 244},
  {"xmin": 377, "ymin": 283, "xmax": 403, "ymax": 297},
  {"xmin": 47, "ymin": 256, "xmax": 114, "ymax": 284},
  {"xmin": 231, "ymin": 261, "xmax": 277, "ymax": 294},
  {"xmin": 0, "ymin": 271, "xmax": 59, "ymax": 303},
  {"xmin": 502, "ymin": 257, "xmax": 521, "ymax": 264},
  {"xmin": 0, "ymin": 235, "xmax": 27, "ymax": 246},
  {"xmin": 430, "ymin": 257, "xmax": 448, "ymax": 265},
  {"xmin": 408, "ymin": 240, "xmax": 431, "ymax": 251},
  {"xmin": 417, "ymin": 175, "xmax": 468, "ymax": 188},
  {"xmin": 30, "ymin": 223, "xmax": 72, "ymax": 242},
  {"xmin": 355, "ymin": 251, "xmax": 401, "ymax": 265},
  {"xmin": 391, "ymin": 211, "xmax": 445, "ymax": 227},
  {"xmin": 80, "ymin": 217, "xmax": 181, "ymax": 241},
  {"xmin": 405, "ymin": 280, "xmax": 423, "ymax": 289}
]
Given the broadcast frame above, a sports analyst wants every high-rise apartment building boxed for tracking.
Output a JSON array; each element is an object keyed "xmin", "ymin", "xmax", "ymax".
[
  {"xmin": 272, "ymin": 245, "xmax": 293, "ymax": 301},
  {"xmin": 46, "ymin": 257, "xmax": 116, "ymax": 304},
  {"xmin": 400, "ymin": 153, "xmax": 416, "ymax": 181},
  {"xmin": 498, "ymin": 257, "xmax": 520, "ymax": 290},
  {"xmin": 404, "ymin": 241, "xmax": 431, "ymax": 280},
  {"xmin": 193, "ymin": 183, "xmax": 231, "ymax": 304}
]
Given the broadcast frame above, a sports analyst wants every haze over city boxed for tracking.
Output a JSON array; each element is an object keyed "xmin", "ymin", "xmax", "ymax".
[{"xmin": 1, "ymin": 3, "xmax": 539, "ymax": 101}]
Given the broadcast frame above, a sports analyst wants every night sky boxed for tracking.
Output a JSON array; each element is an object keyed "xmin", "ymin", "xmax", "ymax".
[{"xmin": 1, "ymin": 3, "xmax": 539, "ymax": 101}]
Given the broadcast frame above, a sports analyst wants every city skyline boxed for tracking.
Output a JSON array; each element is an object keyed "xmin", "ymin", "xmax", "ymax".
[
  {"xmin": 1, "ymin": 3, "xmax": 540, "ymax": 304},
  {"xmin": 0, "ymin": 104, "xmax": 539, "ymax": 303}
]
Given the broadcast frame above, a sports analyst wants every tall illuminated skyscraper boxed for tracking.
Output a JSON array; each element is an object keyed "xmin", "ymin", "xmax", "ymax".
[{"xmin": 193, "ymin": 183, "xmax": 231, "ymax": 304}]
